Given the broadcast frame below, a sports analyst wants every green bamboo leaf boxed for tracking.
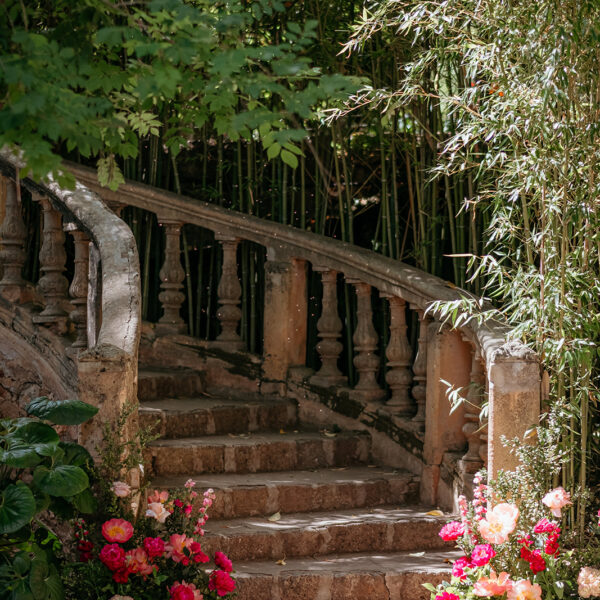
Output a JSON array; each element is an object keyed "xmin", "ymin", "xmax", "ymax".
[
  {"xmin": 280, "ymin": 149, "xmax": 298, "ymax": 168},
  {"xmin": 26, "ymin": 397, "xmax": 98, "ymax": 426},
  {"xmin": 267, "ymin": 143, "xmax": 281, "ymax": 160}
]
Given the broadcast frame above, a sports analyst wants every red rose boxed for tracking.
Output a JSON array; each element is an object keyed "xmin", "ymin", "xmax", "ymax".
[
  {"xmin": 208, "ymin": 570, "xmax": 236, "ymax": 596},
  {"xmin": 214, "ymin": 551, "xmax": 233, "ymax": 573},
  {"xmin": 113, "ymin": 568, "xmax": 130, "ymax": 583},
  {"xmin": 170, "ymin": 583, "xmax": 196, "ymax": 600},
  {"xmin": 143, "ymin": 536, "xmax": 165, "ymax": 559},
  {"xmin": 99, "ymin": 543, "xmax": 125, "ymax": 571},
  {"xmin": 545, "ymin": 533, "xmax": 560, "ymax": 556},
  {"xmin": 528, "ymin": 549, "xmax": 547, "ymax": 574}
]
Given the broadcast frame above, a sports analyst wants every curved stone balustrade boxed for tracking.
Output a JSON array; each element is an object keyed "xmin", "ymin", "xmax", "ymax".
[
  {"xmin": 0, "ymin": 151, "xmax": 141, "ymax": 459},
  {"xmin": 69, "ymin": 162, "xmax": 540, "ymax": 493}
]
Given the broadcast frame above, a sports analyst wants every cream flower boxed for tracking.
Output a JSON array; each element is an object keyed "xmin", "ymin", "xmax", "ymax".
[
  {"xmin": 111, "ymin": 481, "xmax": 131, "ymax": 498},
  {"xmin": 578, "ymin": 567, "xmax": 600, "ymax": 598},
  {"xmin": 542, "ymin": 486, "xmax": 571, "ymax": 517},
  {"xmin": 146, "ymin": 501, "xmax": 171, "ymax": 523},
  {"xmin": 507, "ymin": 579, "xmax": 542, "ymax": 600},
  {"xmin": 478, "ymin": 503, "xmax": 519, "ymax": 544}
]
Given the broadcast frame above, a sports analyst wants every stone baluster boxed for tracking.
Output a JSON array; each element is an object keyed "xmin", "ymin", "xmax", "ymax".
[
  {"xmin": 33, "ymin": 196, "xmax": 69, "ymax": 334},
  {"xmin": 66, "ymin": 226, "xmax": 90, "ymax": 352},
  {"xmin": 349, "ymin": 280, "xmax": 385, "ymax": 402},
  {"xmin": 157, "ymin": 220, "xmax": 186, "ymax": 334},
  {"xmin": 87, "ymin": 242, "xmax": 102, "ymax": 348},
  {"xmin": 0, "ymin": 176, "xmax": 29, "ymax": 303},
  {"xmin": 459, "ymin": 348, "xmax": 485, "ymax": 473},
  {"xmin": 214, "ymin": 235, "xmax": 243, "ymax": 350},
  {"xmin": 411, "ymin": 309, "xmax": 430, "ymax": 423},
  {"xmin": 311, "ymin": 268, "xmax": 345, "ymax": 386},
  {"xmin": 382, "ymin": 294, "xmax": 413, "ymax": 416}
]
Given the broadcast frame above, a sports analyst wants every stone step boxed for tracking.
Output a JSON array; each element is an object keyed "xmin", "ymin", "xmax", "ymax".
[
  {"xmin": 139, "ymin": 395, "xmax": 298, "ymax": 438},
  {"xmin": 201, "ymin": 506, "xmax": 448, "ymax": 561},
  {"xmin": 228, "ymin": 550, "xmax": 455, "ymax": 600},
  {"xmin": 147, "ymin": 430, "xmax": 370, "ymax": 476},
  {"xmin": 152, "ymin": 466, "xmax": 418, "ymax": 519},
  {"xmin": 138, "ymin": 369, "xmax": 204, "ymax": 401}
]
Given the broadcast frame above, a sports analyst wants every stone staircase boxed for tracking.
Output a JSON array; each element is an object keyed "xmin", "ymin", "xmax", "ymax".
[{"xmin": 139, "ymin": 369, "xmax": 453, "ymax": 600}]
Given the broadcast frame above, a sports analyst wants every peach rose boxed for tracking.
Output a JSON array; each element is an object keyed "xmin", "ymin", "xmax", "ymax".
[
  {"xmin": 473, "ymin": 570, "xmax": 512, "ymax": 597},
  {"xmin": 111, "ymin": 481, "xmax": 131, "ymax": 498},
  {"xmin": 542, "ymin": 487, "xmax": 571, "ymax": 517},
  {"xmin": 146, "ymin": 502, "xmax": 171, "ymax": 523},
  {"xmin": 507, "ymin": 579, "xmax": 542, "ymax": 600},
  {"xmin": 147, "ymin": 489, "xmax": 169, "ymax": 504},
  {"xmin": 478, "ymin": 503, "xmax": 519, "ymax": 544}
]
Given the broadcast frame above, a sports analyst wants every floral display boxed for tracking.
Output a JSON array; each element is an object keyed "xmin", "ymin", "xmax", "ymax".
[
  {"xmin": 427, "ymin": 472, "xmax": 600, "ymax": 600},
  {"xmin": 72, "ymin": 481, "xmax": 235, "ymax": 600}
]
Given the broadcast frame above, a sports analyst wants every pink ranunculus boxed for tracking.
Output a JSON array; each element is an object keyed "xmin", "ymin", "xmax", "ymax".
[
  {"xmin": 478, "ymin": 503, "xmax": 519, "ymax": 544},
  {"xmin": 578, "ymin": 567, "xmax": 600, "ymax": 598},
  {"xmin": 125, "ymin": 547, "xmax": 154, "ymax": 577},
  {"xmin": 148, "ymin": 489, "xmax": 169, "ymax": 504},
  {"xmin": 452, "ymin": 556, "xmax": 472, "ymax": 581},
  {"xmin": 99, "ymin": 543, "xmax": 126, "ymax": 571},
  {"xmin": 471, "ymin": 543, "xmax": 496, "ymax": 566},
  {"xmin": 102, "ymin": 519, "xmax": 134, "ymax": 543},
  {"xmin": 542, "ymin": 487, "xmax": 571, "ymax": 517},
  {"xmin": 214, "ymin": 551, "xmax": 233, "ymax": 573},
  {"xmin": 184, "ymin": 479, "xmax": 196, "ymax": 489},
  {"xmin": 435, "ymin": 593, "xmax": 460, "ymax": 600},
  {"xmin": 111, "ymin": 481, "xmax": 131, "ymax": 498},
  {"xmin": 209, "ymin": 570, "xmax": 236, "ymax": 596},
  {"xmin": 146, "ymin": 502, "xmax": 171, "ymax": 523},
  {"xmin": 144, "ymin": 536, "xmax": 165, "ymax": 558},
  {"xmin": 507, "ymin": 579, "xmax": 542, "ymax": 600},
  {"xmin": 439, "ymin": 521, "xmax": 465, "ymax": 542},
  {"xmin": 473, "ymin": 570, "xmax": 512, "ymax": 597},
  {"xmin": 532, "ymin": 518, "xmax": 559, "ymax": 534}
]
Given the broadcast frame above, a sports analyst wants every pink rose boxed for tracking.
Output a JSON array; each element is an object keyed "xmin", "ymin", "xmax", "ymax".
[
  {"xmin": 170, "ymin": 580, "xmax": 203, "ymax": 600},
  {"xmin": 471, "ymin": 543, "xmax": 496, "ymax": 566},
  {"xmin": 542, "ymin": 487, "xmax": 571, "ymax": 517},
  {"xmin": 452, "ymin": 556, "xmax": 472, "ymax": 580},
  {"xmin": 111, "ymin": 481, "xmax": 131, "ymax": 498},
  {"xmin": 99, "ymin": 544, "xmax": 125, "ymax": 571},
  {"xmin": 144, "ymin": 536, "xmax": 165, "ymax": 558},
  {"xmin": 439, "ymin": 521, "xmax": 465, "ymax": 542},
  {"xmin": 533, "ymin": 518, "xmax": 559, "ymax": 534},
  {"xmin": 209, "ymin": 570, "xmax": 236, "ymax": 596},
  {"xmin": 435, "ymin": 593, "xmax": 460, "ymax": 600},
  {"xmin": 214, "ymin": 551, "xmax": 233, "ymax": 573}
]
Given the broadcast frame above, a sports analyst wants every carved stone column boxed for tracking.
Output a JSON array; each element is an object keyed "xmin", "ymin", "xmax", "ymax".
[
  {"xmin": 411, "ymin": 309, "xmax": 430, "ymax": 423},
  {"xmin": 66, "ymin": 227, "xmax": 90, "ymax": 352},
  {"xmin": 157, "ymin": 220, "xmax": 186, "ymax": 334},
  {"xmin": 459, "ymin": 348, "xmax": 486, "ymax": 474},
  {"xmin": 214, "ymin": 235, "xmax": 243, "ymax": 350},
  {"xmin": 311, "ymin": 268, "xmax": 345, "ymax": 386},
  {"xmin": 382, "ymin": 294, "xmax": 413, "ymax": 416},
  {"xmin": 0, "ymin": 176, "xmax": 29, "ymax": 303},
  {"xmin": 349, "ymin": 280, "xmax": 384, "ymax": 402},
  {"xmin": 33, "ymin": 196, "xmax": 69, "ymax": 333}
]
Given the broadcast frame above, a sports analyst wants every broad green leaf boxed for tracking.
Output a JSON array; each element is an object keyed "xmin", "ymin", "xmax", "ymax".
[
  {"xmin": 33, "ymin": 465, "xmax": 89, "ymax": 497},
  {"xmin": 280, "ymin": 149, "xmax": 298, "ymax": 169},
  {"xmin": 0, "ymin": 484, "xmax": 36, "ymax": 534},
  {"xmin": 28, "ymin": 557, "xmax": 49, "ymax": 599},
  {"xmin": 0, "ymin": 437, "xmax": 42, "ymax": 469},
  {"xmin": 58, "ymin": 442, "xmax": 92, "ymax": 468},
  {"xmin": 70, "ymin": 488, "xmax": 97, "ymax": 514},
  {"xmin": 13, "ymin": 421, "xmax": 60, "ymax": 446},
  {"xmin": 26, "ymin": 397, "xmax": 98, "ymax": 426}
]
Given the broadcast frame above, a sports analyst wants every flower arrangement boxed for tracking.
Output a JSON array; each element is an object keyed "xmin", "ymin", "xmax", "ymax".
[
  {"xmin": 428, "ymin": 472, "xmax": 600, "ymax": 600},
  {"xmin": 70, "ymin": 479, "xmax": 235, "ymax": 600}
]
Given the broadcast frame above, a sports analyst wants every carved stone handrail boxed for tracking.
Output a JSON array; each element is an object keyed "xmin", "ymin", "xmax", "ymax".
[
  {"xmin": 0, "ymin": 150, "xmax": 141, "ymax": 457},
  {"xmin": 68, "ymin": 162, "xmax": 540, "ymax": 486}
]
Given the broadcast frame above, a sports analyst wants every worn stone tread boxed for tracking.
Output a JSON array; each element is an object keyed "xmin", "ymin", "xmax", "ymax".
[
  {"xmin": 138, "ymin": 369, "xmax": 204, "ymax": 401},
  {"xmin": 201, "ymin": 506, "xmax": 448, "ymax": 560},
  {"xmin": 228, "ymin": 550, "xmax": 457, "ymax": 600},
  {"xmin": 147, "ymin": 430, "xmax": 370, "ymax": 476},
  {"xmin": 139, "ymin": 395, "xmax": 298, "ymax": 437},
  {"xmin": 151, "ymin": 466, "xmax": 418, "ymax": 518}
]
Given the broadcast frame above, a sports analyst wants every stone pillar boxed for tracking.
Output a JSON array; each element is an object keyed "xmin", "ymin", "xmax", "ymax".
[
  {"xmin": 66, "ymin": 227, "xmax": 90, "ymax": 352},
  {"xmin": 411, "ymin": 309, "xmax": 433, "ymax": 424},
  {"xmin": 382, "ymin": 294, "xmax": 413, "ymax": 416},
  {"xmin": 157, "ymin": 220, "xmax": 186, "ymax": 335},
  {"xmin": 262, "ymin": 253, "xmax": 308, "ymax": 387},
  {"xmin": 87, "ymin": 242, "xmax": 102, "ymax": 348},
  {"xmin": 348, "ymin": 280, "xmax": 384, "ymax": 403},
  {"xmin": 458, "ymin": 347, "xmax": 485, "ymax": 475},
  {"xmin": 311, "ymin": 268, "xmax": 345, "ymax": 386},
  {"xmin": 488, "ymin": 343, "xmax": 540, "ymax": 476},
  {"xmin": 214, "ymin": 235, "xmax": 243, "ymax": 350},
  {"xmin": 0, "ymin": 176, "xmax": 29, "ymax": 303},
  {"xmin": 421, "ymin": 324, "xmax": 471, "ymax": 505},
  {"xmin": 33, "ymin": 196, "xmax": 69, "ymax": 333}
]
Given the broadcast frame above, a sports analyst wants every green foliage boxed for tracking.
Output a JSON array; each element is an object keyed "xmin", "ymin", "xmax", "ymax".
[
  {"xmin": 0, "ymin": 397, "xmax": 97, "ymax": 600},
  {"xmin": 0, "ymin": 0, "xmax": 358, "ymax": 185}
]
